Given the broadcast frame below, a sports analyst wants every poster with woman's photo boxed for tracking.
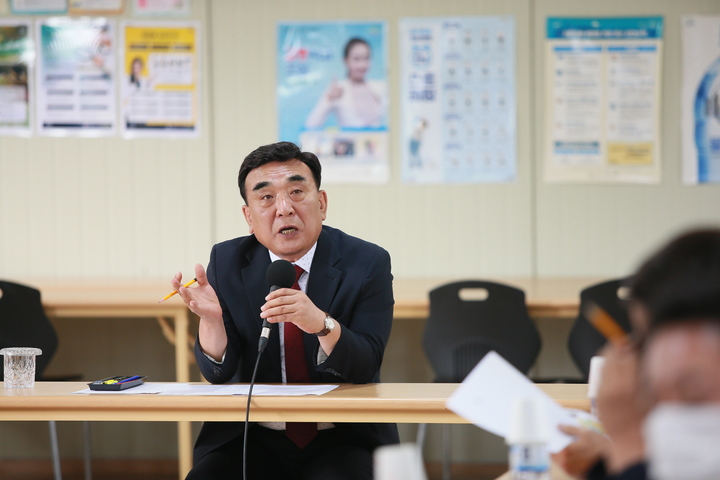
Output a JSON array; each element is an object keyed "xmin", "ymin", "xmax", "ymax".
[
  {"xmin": 277, "ymin": 21, "xmax": 389, "ymax": 184},
  {"xmin": 120, "ymin": 21, "xmax": 200, "ymax": 138},
  {"xmin": 0, "ymin": 19, "xmax": 33, "ymax": 136}
]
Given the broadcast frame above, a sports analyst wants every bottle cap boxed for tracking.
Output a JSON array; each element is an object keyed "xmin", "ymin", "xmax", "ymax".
[
  {"xmin": 374, "ymin": 443, "xmax": 428, "ymax": 480},
  {"xmin": 588, "ymin": 356, "xmax": 606, "ymax": 399},
  {"xmin": 506, "ymin": 397, "xmax": 550, "ymax": 444}
]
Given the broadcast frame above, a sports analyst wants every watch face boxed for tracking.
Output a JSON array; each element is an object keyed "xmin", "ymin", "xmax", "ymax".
[{"xmin": 316, "ymin": 315, "xmax": 334, "ymax": 336}]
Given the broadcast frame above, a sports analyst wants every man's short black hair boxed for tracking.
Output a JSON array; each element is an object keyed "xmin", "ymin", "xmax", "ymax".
[
  {"xmin": 238, "ymin": 141, "xmax": 322, "ymax": 204},
  {"xmin": 630, "ymin": 228, "xmax": 720, "ymax": 328}
]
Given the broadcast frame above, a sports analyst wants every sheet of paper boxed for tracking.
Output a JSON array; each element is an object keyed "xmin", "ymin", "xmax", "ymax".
[
  {"xmin": 446, "ymin": 351, "xmax": 577, "ymax": 453},
  {"xmin": 73, "ymin": 383, "xmax": 339, "ymax": 396}
]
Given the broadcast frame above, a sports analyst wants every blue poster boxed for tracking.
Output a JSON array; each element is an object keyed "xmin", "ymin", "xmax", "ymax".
[{"xmin": 277, "ymin": 21, "xmax": 389, "ymax": 184}]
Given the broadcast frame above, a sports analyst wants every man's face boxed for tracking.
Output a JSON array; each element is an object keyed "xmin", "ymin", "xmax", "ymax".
[
  {"xmin": 642, "ymin": 323, "xmax": 720, "ymax": 404},
  {"xmin": 242, "ymin": 159, "xmax": 327, "ymax": 262}
]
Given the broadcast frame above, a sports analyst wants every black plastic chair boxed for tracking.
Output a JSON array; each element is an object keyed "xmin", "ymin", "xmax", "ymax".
[
  {"xmin": 418, "ymin": 280, "xmax": 542, "ymax": 480},
  {"xmin": 567, "ymin": 278, "xmax": 632, "ymax": 381},
  {"xmin": 0, "ymin": 280, "xmax": 91, "ymax": 480}
]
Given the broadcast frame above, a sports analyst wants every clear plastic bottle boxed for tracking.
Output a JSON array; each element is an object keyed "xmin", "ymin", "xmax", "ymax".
[
  {"xmin": 508, "ymin": 442, "xmax": 550, "ymax": 480},
  {"xmin": 507, "ymin": 398, "xmax": 551, "ymax": 480}
]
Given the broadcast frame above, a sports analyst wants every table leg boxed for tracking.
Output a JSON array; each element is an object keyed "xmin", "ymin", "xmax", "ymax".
[
  {"xmin": 172, "ymin": 308, "xmax": 193, "ymax": 479},
  {"xmin": 178, "ymin": 421, "xmax": 193, "ymax": 478}
]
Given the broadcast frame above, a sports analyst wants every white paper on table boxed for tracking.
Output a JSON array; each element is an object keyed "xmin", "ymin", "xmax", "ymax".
[
  {"xmin": 73, "ymin": 383, "xmax": 339, "ymax": 396},
  {"xmin": 446, "ymin": 351, "xmax": 577, "ymax": 453},
  {"xmin": 72, "ymin": 383, "xmax": 181, "ymax": 394},
  {"xmin": 247, "ymin": 384, "xmax": 338, "ymax": 396}
]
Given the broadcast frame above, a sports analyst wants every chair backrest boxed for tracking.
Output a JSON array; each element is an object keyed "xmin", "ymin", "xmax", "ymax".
[
  {"xmin": 422, "ymin": 280, "xmax": 541, "ymax": 382},
  {"xmin": 567, "ymin": 278, "xmax": 632, "ymax": 380},
  {"xmin": 0, "ymin": 280, "xmax": 58, "ymax": 380}
]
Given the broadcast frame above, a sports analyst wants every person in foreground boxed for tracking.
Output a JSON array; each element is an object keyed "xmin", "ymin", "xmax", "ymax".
[
  {"xmin": 171, "ymin": 141, "xmax": 399, "ymax": 480},
  {"xmin": 554, "ymin": 229, "xmax": 720, "ymax": 480}
]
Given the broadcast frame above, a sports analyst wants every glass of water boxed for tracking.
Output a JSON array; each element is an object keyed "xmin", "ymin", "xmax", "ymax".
[{"xmin": 0, "ymin": 347, "xmax": 42, "ymax": 389}]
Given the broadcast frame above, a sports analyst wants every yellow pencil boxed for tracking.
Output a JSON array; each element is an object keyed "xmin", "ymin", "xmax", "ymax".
[
  {"xmin": 584, "ymin": 301, "xmax": 627, "ymax": 344},
  {"xmin": 158, "ymin": 278, "xmax": 197, "ymax": 303}
]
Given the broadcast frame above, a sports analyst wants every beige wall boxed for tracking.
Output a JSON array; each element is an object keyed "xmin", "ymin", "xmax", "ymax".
[
  {"xmin": 1, "ymin": 0, "xmax": 720, "ymax": 466},
  {"xmin": 3, "ymin": 0, "xmax": 719, "ymax": 280}
]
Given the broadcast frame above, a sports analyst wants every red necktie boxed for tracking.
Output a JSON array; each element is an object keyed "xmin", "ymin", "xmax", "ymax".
[{"xmin": 284, "ymin": 265, "xmax": 317, "ymax": 448}]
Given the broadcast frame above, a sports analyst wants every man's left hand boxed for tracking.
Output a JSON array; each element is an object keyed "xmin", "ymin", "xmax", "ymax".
[{"xmin": 261, "ymin": 288, "xmax": 325, "ymax": 334}]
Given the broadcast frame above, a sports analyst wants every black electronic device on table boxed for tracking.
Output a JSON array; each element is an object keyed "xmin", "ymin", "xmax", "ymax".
[{"xmin": 88, "ymin": 375, "xmax": 146, "ymax": 391}]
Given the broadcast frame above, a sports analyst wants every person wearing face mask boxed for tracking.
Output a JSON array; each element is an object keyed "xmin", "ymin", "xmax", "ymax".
[
  {"xmin": 634, "ymin": 229, "xmax": 720, "ymax": 480},
  {"xmin": 642, "ymin": 319, "xmax": 720, "ymax": 480},
  {"xmin": 305, "ymin": 37, "xmax": 386, "ymax": 129},
  {"xmin": 554, "ymin": 228, "xmax": 720, "ymax": 480}
]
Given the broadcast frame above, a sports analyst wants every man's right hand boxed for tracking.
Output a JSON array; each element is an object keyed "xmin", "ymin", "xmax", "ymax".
[
  {"xmin": 172, "ymin": 263, "xmax": 222, "ymax": 323},
  {"xmin": 171, "ymin": 263, "xmax": 226, "ymax": 361}
]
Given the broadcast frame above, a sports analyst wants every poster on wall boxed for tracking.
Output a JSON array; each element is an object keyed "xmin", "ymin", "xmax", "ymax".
[
  {"xmin": 544, "ymin": 17, "xmax": 663, "ymax": 183},
  {"xmin": 132, "ymin": 0, "xmax": 189, "ymax": 16},
  {"xmin": 400, "ymin": 16, "xmax": 517, "ymax": 184},
  {"xmin": 36, "ymin": 17, "xmax": 117, "ymax": 136},
  {"xmin": 277, "ymin": 21, "xmax": 389, "ymax": 184},
  {"xmin": 0, "ymin": 20, "xmax": 33, "ymax": 136},
  {"xmin": 11, "ymin": 0, "xmax": 67, "ymax": 14},
  {"xmin": 681, "ymin": 15, "xmax": 720, "ymax": 184},
  {"xmin": 120, "ymin": 21, "xmax": 200, "ymax": 138},
  {"xmin": 69, "ymin": 0, "xmax": 124, "ymax": 14}
]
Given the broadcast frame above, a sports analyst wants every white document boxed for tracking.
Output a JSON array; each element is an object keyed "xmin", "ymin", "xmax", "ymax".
[
  {"xmin": 74, "ymin": 383, "xmax": 339, "ymax": 396},
  {"xmin": 446, "ymin": 351, "xmax": 577, "ymax": 453}
]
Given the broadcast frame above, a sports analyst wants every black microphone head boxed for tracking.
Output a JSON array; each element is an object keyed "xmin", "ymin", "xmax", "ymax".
[{"xmin": 266, "ymin": 259, "xmax": 296, "ymax": 289}]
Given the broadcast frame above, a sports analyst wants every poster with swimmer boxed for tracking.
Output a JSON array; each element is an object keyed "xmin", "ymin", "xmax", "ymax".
[
  {"xmin": 681, "ymin": 15, "xmax": 720, "ymax": 184},
  {"xmin": 277, "ymin": 21, "xmax": 389, "ymax": 184},
  {"xmin": 400, "ymin": 16, "xmax": 517, "ymax": 184}
]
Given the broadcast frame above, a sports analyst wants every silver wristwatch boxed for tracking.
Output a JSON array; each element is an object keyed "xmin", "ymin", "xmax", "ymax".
[{"xmin": 315, "ymin": 313, "xmax": 336, "ymax": 337}]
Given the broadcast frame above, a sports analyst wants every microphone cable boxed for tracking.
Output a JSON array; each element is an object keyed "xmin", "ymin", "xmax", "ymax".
[
  {"xmin": 243, "ymin": 338, "xmax": 266, "ymax": 480},
  {"xmin": 243, "ymin": 259, "xmax": 296, "ymax": 480}
]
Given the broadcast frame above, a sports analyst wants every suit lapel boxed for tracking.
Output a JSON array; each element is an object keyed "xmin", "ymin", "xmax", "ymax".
[
  {"xmin": 307, "ymin": 229, "xmax": 342, "ymax": 314},
  {"xmin": 305, "ymin": 229, "xmax": 342, "ymax": 366}
]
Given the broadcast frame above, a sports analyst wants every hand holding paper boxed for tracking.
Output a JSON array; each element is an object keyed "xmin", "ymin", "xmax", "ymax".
[{"xmin": 446, "ymin": 351, "xmax": 586, "ymax": 453}]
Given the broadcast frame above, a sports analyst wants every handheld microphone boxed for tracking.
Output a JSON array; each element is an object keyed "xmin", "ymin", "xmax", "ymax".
[
  {"xmin": 245, "ymin": 259, "xmax": 297, "ymax": 480},
  {"xmin": 258, "ymin": 259, "xmax": 296, "ymax": 352}
]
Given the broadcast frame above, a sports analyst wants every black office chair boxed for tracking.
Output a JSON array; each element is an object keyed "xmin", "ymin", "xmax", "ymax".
[
  {"xmin": 567, "ymin": 278, "xmax": 632, "ymax": 380},
  {"xmin": 418, "ymin": 280, "xmax": 542, "ymax": 480},
  {"xmin": 0, "ymin": 280, "xmax": 91, "ymax": 480}
]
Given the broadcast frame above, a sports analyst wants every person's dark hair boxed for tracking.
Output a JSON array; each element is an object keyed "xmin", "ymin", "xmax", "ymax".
[
  {"xmin": 630, "ymin": 228, "xmax": 720, "ymax": 328},
  {"xmin": 343, "ymin": 37, "xmax": 370, "ymax": 59},
  {"xmin": 237, "ymin": 141, "xmax": 322, "ymax": 203},
  {"xmin": 130, "ymin": 57, "xmax": 143, "ymax": 84}
]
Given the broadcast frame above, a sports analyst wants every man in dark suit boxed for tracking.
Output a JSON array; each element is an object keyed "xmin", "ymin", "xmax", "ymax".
[{"xmin": 171, "ymin": 141, "xmax": 398, "ymax": 480}]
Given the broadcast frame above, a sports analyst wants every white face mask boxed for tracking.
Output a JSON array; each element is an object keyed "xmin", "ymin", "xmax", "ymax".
[{"xmin": 645, "ymin": 403, "xmax": 720, "ymax": 480}]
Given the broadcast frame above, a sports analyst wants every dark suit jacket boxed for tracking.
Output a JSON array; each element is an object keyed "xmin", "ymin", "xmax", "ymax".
[{"xmin": 192, "ymin": 225, "xmax": 399, "ymax": 463}]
